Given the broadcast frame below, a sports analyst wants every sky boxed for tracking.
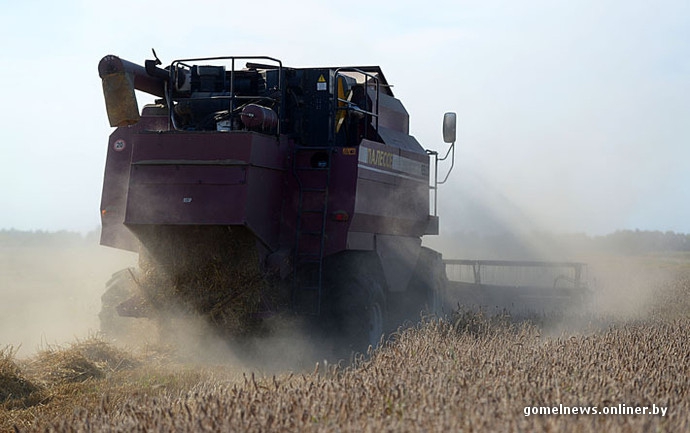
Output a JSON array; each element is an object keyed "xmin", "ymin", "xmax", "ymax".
[{"xmin": 0, "ymin": 0, "xmax": 688, "ymax": 236}]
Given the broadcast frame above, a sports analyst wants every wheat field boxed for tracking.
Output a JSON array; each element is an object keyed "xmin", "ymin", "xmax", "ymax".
[{"xmin": 1, "ymin": 243, "xmax": 689, "ymax": 432}]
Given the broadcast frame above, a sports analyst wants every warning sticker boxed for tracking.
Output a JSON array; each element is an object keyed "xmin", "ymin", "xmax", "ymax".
[
  {"xmin": 317, "ymin": 74, "xmax": 327, "ymax": 91},
  {"xmin": 113, "ymin": 139, "xmax": 126, "ymax": 152}
]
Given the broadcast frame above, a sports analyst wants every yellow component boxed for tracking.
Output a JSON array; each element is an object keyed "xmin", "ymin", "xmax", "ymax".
[
  {"xmin": 366, "ymin": 147, "xmax": 394, "ymax": 169},
  {"xmin": 101, "ymin": 72, "xmax": 140, "ymax": 127},
  {"xmin": 342, "ymin": 147, "xmax": 356, "ymax": 155},
  {"xmin": 335, "ymin": 76, "xmax": 350, "ymax": 133}
]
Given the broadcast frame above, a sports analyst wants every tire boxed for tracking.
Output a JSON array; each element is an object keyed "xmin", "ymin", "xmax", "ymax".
[
  {"xmin": 324, "ymin": 252, "xmax": 388, "ymax": 357},
  {"xmin": 389, "ymin": 247, "xmax": 447, "ymax": 328},
  {"xmin": 99, "ymin": 267, "xmax": 139, "ymax": 339},
  {"xmin": 343, "ymin": 278, "xmax": 385, "ymax": 353},
  {"xmin": 420, "ymin": 247, "xmax": 447, "ymax": 317}
]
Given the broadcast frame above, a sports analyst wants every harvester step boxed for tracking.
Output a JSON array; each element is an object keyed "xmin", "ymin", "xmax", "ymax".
[
  {"xmin": 297, "ymin": 252, "xmax": 321, "ymax": 258},
  {"xmin": 297, "ymin": 259, "xmax": 322, "ymax": 266},
  {"xmin": 302, "ymin": 187, "xmax": 328, "ymax": 193},
  {"xmin": 296, "ymin": 167, "xmax": 329, "ymax": 172},
  {"xmin": 295, "ymin": 145, "xmax": 332, "ymax": 151},
  {"xmin": 297, "ymin": 258, "xmax": 321, "ymax": 265}
]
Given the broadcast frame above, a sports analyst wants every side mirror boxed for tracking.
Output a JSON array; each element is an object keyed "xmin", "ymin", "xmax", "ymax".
[{"xmin": 442, "ymin": 112, "xmax": 457, "ymax": 144}]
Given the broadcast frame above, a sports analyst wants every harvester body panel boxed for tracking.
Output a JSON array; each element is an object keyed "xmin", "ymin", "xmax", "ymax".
[
  {"xmin": 125, "ymin": 131, "xmax": 288, "ymax": 250},
  {"xmin": 99, "ymin": 55, "xmax": 433, "ymax": 272},
  {"xmin": 352, "ymin": 138, "xmax": 430, "ymax": 237}
]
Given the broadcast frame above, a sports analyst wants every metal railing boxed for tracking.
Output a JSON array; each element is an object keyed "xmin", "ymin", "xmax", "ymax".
[
  {"xmin": 166, "ymin": 56, "xmax": 283, "ymax": 133},
  {"xmin": 444, "ymin": 259, "xmax": 586, "ymax": 290},
  {"xmin": 333, "ymin": 67, "xmax": 380, "ymax": 144}
]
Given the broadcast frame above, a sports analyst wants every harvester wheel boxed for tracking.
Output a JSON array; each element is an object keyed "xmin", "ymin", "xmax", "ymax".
[
  {"xmin": 340, "ymin": 278, "xmax": 385, "ymax": 356},
  {"xmin": 390, "ymin": 247, "xmax": 447, "ymax": 326},
  {"xmin": 99, "ymin": 267, "xmax": 139, "ymax": 339},
  {"xmin": 325, "ymin": 252, "xmax": 387, "ymax": 356},
  {"xmin": 420, "ymin": 247, "xmax": 447, "ymax": 316}
]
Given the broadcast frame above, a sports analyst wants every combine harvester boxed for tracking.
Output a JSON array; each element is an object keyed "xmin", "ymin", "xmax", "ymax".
[{"xmin": 96, "ymin": 51, "xmax": 587, "ymax": 353}]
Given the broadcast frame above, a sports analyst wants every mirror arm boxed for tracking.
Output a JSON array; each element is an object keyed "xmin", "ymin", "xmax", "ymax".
[
  {"xmin": 437, "ymin": 142, "xmax": 455, "ymax": 184},
  {"xmin": 437, "ymin": 140, "xmax": 454, "ymax": 162}
]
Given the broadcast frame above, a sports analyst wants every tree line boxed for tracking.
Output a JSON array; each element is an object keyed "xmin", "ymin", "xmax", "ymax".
[
  {"xmin": 438, "ymin": 229, "xmax": 690, "ymax": 259},
  {"xmin": 0, "ymin": 229, "xmax": 100, "ymax": 247}
]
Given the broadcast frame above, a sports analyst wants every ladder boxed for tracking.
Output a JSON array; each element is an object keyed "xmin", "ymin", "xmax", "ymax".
[{"xmin": 291, "ymin": 146, "xmax": 332, "ymax": 315}]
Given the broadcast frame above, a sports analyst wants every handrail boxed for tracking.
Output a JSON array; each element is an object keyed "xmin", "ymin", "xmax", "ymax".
[
  {"xmin": 333, "ymin": 67, "xmax": 380, "ymax": 145},
  {"xmin": 443, "ymin": 259, "xmax": 586, "ymax": 268},
  {"xmin": 443, "ymin": 259, "xmax": 586, "ymax": 289},
  {"xmin": 166, "ymin": 56, "xmax": 283, "ymax": 134}
]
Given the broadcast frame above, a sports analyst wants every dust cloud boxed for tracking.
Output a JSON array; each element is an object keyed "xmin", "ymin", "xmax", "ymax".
[
  {"xmin": 0, "ymin": 234, "xmax": 344, "ymax": 372},
  {"xmin": 0, "ymin": 238, "xmax": 137, "ymax": 358},
  {"xmin": 1, "ymin": 228, "xmax": 683, "ymax": 367},
  {"xmin": 141, "ymin": 311, "xmax": 351, "ymax": 374},
  {"xmin": 426, "ymin": 228, "xmax": 683, "ymax": 337}
]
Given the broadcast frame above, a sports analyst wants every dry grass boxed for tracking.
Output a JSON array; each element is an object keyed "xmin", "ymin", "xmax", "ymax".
[
  {"xmin": 1, "ymin": 270, "xmax": 689, "ymax": 432},
  {"xmin": 0, "ymin": 347, "xmax": 42, "ymax": 408},
  {"xmin": 2, "ymin": 255, "xmax": 689, "ymax": 432},
  {"xmin": 24, "ymin": 337, "xmax": 139, "ymax": 386}
]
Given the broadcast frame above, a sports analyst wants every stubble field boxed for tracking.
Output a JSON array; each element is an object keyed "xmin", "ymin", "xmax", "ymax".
[{"xmin": 1, "ymin": 242, "xmax": 689, "ymax": 432}]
